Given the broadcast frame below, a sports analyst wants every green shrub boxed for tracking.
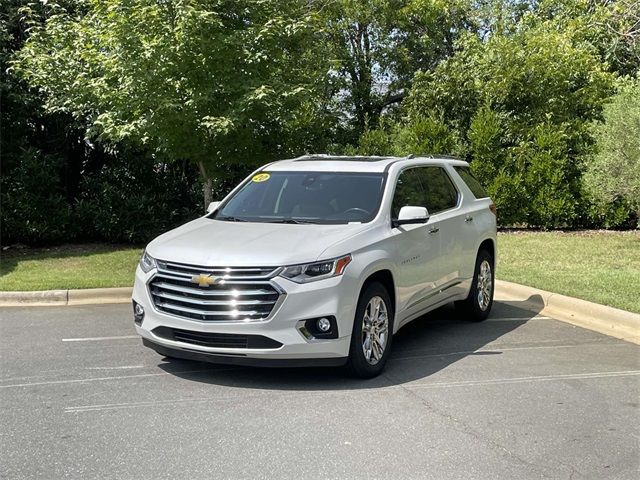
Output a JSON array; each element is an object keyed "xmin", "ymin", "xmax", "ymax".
[
  {"xmin": 74, "ymin": 155, "xmax": 202, "ymax": 244},
  {"xmin": 583, "ymin": 198, "xmax": 638, "ymax": 229},
  {"xmin": 1, "ymin": 148, "xmax": 74, "ymax": 245},
  {"xmin": 346, "ymin": 112, "xmax": 463, "ymax": 158},
  {"xmin": 400, "ymin": 19, "xmax": 616, "ymax": 229},
  {"xmin": 583, "ymin": 77, "xmax": 640, "ymax": 227}
]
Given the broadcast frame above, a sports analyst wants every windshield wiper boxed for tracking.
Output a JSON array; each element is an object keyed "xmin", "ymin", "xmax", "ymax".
[
  {"xmin": 215, "ymin": 215, "xmax": 248, "ymax": 222},
  {"xmin": 267, "ymin": 218, "xmax": 320, "ymax": 224}
]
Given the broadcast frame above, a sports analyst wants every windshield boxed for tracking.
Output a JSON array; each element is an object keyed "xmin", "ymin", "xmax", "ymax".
[{"xmin": 213, "ymin": 171, "xmax": 386, "ymax": 224}]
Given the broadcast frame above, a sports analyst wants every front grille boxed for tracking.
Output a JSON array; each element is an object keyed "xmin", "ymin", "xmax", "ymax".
[
  {"xmin": 148, "ymin": 261, "xmax": 283, "ymax": 322},
  {"xmin": 152, "ymin": 326, "xmax": 283, "ymax": 349}
]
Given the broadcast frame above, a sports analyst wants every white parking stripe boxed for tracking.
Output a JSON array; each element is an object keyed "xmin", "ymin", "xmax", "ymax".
[
  {"xmin": 63, "ymin": 370, "xmax": 640, "ymax": 413},
  {"xmin": 405, "ymin": 370, "xmax": 640, "ymax": 390},
  {"xmin": 86, "ymin": 365, "xmax": 145, "ymax": 370},
  {"xmin": 0, "ymin": 369, "xmax": 211, "ymax": 389},
  {"xmin": 62, "ymin": 335, "xmax": 138, "ymax": 342},
  {"xmin": 392, "ymin": 341, "xmax": 625, "ymax": 360}
]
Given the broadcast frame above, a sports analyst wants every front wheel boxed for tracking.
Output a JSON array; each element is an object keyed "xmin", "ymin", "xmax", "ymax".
[
  {"xmin": 455, "ymin": 249, "xmax": 494, "ymax": 322},
  {"xmin": 346, "ymin": 282, "xmax": 394, "ymax": 378}
]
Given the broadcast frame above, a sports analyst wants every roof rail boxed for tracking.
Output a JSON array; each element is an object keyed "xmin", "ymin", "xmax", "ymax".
[
  {"xmin": 292, "ymin": 153, "xmax": 328, "ymax": 160},
  {"xmin": 428, "ymin": 154, "xmax": 463, "ymax": 161}
]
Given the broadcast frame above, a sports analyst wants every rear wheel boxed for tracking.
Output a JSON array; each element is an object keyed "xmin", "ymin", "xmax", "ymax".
[
  {"xmin": 346, "ymin": 282, "xmax": 393, "ymax": 378},
  {"xmin": 456, "ymin": 249, "xmax": 494, "ymax": 322}
]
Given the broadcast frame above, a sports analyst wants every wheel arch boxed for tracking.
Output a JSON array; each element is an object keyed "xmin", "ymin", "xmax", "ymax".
[
  {"xmin": 361, "ymin": 269, "xmax": 396, "ymax": 316},
  {"xmin": 478, "ymin": 237, "xmax": 496, "ymax": 262}
]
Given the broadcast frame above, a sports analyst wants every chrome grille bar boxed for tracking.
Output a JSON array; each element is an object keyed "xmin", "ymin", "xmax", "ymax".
[
  {"xmin": 156, "ymin": 261, "xmax": 280, "ymax": 280},
  {"xmin": 148, "ymin": 261, "xmax": 283, "ymax": 322},
  {"xmin": 153, "ymin": 290, "xmax": 277, "ymax": 307},
  {"xmin": 151, "ymin": 281, "xmax": 276, "ymax": 297},
  {"xmin": 155, "ymin": 301, "xmax": 267, "ymax": 317}
]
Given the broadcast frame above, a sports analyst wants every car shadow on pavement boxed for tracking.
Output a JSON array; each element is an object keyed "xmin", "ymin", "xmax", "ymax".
[{"xmin": 157, "ymin": 295, "xmax": 544, "ymax": 390}]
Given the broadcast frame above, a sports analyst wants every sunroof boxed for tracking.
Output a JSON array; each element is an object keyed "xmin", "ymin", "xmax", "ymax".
[{"xmin": 293, "ymin": 155, "xmax": 392, "ymax": 163}]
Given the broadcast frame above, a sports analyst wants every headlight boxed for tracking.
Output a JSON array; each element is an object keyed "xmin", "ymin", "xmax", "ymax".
[
  {"xmin": 139, "ymin": 250, "xmax": 157, "ymax": 273},
  {"xmin": 280, "ymin": 254, "xmax": 352, "ymax": 283}
]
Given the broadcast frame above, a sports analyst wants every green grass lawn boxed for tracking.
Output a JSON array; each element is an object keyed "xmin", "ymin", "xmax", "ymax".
[
  {"xmin": 0, "ymin": 244, "xmax": 142, "ymax": 291},
  {"xmin": 497, "ymin": 230, "xmax": 640, "ymax": 313},
  {"xmin": 1, "ymin": 231, "xmax": 639, "ymax": 313}
]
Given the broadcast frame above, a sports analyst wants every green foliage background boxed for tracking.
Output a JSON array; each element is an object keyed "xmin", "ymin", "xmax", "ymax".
[{"xmin": 1, "ymin": 0, "xmax": 639, "ymax": 244}]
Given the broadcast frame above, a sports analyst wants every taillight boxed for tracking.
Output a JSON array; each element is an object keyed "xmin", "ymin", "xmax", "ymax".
[{"xmin": 489, "ymin": 202, "xmax": 497, "ymax": 216}]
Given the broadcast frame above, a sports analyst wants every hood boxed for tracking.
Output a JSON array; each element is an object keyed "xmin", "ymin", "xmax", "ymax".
[{"xmin": 146, "ymin": 217, "xmax": 370, "ymax": 267}]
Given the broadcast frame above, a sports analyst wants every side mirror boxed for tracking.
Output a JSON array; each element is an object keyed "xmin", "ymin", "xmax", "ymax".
[
  {"xmin": 207, "ymin": 201, "xmax": 221, "ymax": 213},
  {"xmin": 394, "ymin": 206, "xmax": 429, "ymax": 227}
]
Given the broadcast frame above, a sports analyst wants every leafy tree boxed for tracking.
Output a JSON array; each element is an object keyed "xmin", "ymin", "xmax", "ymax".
[
  {"xmin": 348, "ymin": 111, "xmax": 463, "ymax": 157},
  {"xmin": 1, "ymin": 1, "xmax": 101, "ymax": 246},
  {"xmin": 530, "ymin": 0, "xmax": 640, "ymax": 77},
  {"xmin": 584, "ymin": 77, "xmax": 640, "ymax": 225},
  {"xmin": 5, "ymin": 0, "xmax": 640, "ymax": 245},
  {"xmin": 1, "ymin": 0, "xmax": 86, "ymax": 177},
  {"xmin": 400, "ymin": 9, "xmax": 616, "ymax": 227},
  {"xmin": 322, "ymin": 0, "xmax": 471, "ymax": 138},
  {"xmin": 15, "ymin": 0, "xmax": 328, "ymax": 206}
]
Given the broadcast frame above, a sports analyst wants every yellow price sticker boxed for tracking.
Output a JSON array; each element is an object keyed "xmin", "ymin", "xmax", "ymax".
[{"xmin": 252, "ymin": 173, "xmax": 271, "ymax": 183}]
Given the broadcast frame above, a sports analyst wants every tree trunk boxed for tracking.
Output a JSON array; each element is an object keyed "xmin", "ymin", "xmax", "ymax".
[{"xmin": 198, "ymin": 161, "xmax": 213, "ymax": 211}]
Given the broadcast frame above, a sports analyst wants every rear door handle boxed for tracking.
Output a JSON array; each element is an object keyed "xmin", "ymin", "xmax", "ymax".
[
  {"xmin": 465, "ymin": 215, "xmax": 473, "ymax": 222},
  {"xmin": 428, "ymin": 227, "xmax": 439, "ymax": 234}
]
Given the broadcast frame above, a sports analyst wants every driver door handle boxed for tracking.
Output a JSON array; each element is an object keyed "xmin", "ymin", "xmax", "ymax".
[
  {"xmin": 428, "ymin": 226, "xmax": 439, "ymax": 234},
  {"xmin": 465, "ymin": 215, "xmax": 474, "ymax": 222}
]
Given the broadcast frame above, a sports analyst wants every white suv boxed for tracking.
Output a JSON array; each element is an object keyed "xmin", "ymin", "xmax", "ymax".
[{"xmin": 132, "ymin": 155, "xmax": 497, "ymax": 378}]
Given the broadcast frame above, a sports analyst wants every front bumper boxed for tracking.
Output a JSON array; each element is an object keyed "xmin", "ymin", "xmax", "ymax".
[
  {"xmin": 142, "ymin": 338, "xmax": 347, "ymax": 367},
  {"xmin": 132, "ymin": 265, "xmax": 358, "ymax": 364}
]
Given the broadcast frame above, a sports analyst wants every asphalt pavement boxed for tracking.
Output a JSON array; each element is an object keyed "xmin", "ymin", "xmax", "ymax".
[{"xmin": 1, "ymin": 298, "xmax": 638, "ymax": 479}]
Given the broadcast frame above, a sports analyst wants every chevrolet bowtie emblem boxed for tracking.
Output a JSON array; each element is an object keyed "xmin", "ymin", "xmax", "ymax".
[{"xmin": 191, "ymin": 274, "xmax": 217, "ymax": 287}]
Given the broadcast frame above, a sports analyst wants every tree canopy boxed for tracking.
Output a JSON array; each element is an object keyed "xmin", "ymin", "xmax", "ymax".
[
  {"xmin": 2, "ymin": 0, "xmax": 639, "ymax": 245},
  {"xmin": 15, "ymin": 1, "xmax": 329, "ymax": 183}
]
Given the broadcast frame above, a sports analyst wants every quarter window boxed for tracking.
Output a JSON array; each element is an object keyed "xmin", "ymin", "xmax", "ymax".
[{"xmin": 454, "ymin": 166, "xmax": 489, "ymax": 199}]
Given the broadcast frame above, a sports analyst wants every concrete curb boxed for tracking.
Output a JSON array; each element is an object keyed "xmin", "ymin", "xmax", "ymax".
[
  {"xmin": 1, "ymin": 282, "xmax": 638, "ymax": 344},
  {"xmin": 495, "ymin": 280, "xmax": 640, "ymax": 345},
  {"xmin": 0, "ymin": 287, "xmax": 132, "ymax": 307}
]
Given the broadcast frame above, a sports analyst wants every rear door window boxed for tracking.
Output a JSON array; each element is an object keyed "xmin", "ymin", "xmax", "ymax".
[{"xmin": 415, "ymin": 167, "xmax": 459, "ymax": 214}]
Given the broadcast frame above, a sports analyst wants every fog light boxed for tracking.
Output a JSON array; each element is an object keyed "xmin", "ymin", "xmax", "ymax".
[
  {"xmin": 300, "ymin": 316, "xmax": 338, "ymax": 339},
  {"xmin": 133, "ymin": 301, "xmax": 145, "ymax": 325},
  {"xmin": 317, "ymin": 317, "xmax": 331, "ymax": 332}
]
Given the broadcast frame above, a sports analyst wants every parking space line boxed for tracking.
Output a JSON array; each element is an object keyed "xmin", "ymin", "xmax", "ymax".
[
  {"xmin": 392, "ymin": 341, "xmax": 625, "ymax": 360},
  {"xmin": 63, "ymin": 369, "xmax": 640, "ymax": 413},
  {"xmin": 86, "ymin": 365, "xmax": 145, "ymax": 370},
  {"xmin": 62, "ymin": 335, "xmax": 138, "ymax": 342},
  {"xmin": 0, "ymin": 369, "xmax": 211, "ymax": 389},
  {"xmin": 65, "ymin": 395, "xmax": 253, "ymax": 413},
  {"xmin": 405, "ymin": 370, "xmax": 640, "ymax": 390}
]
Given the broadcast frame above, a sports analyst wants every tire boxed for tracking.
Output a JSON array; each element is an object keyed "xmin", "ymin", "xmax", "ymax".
[
  {"xmin": 346, "ymin": 282, "xmax": 394, "ymax": 378},
  {"xmin": 455, "ymin": 249, "xmax": 494, "ymax": 322}
]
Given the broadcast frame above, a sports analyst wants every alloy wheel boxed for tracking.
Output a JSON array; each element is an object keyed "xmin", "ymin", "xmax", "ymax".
[
  {"xmin": 361, "ymin": 296, "xmax": 389, "ymax": 365},
  {"xmin": 477, "ymin": 260, "xmax": 492, "ymax": 311}
]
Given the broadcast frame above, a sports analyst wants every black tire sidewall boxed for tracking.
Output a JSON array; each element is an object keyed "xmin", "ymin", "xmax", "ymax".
[{"xmin": 347, "ymin": 282, "xmax": 394, "ymax": 378}]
